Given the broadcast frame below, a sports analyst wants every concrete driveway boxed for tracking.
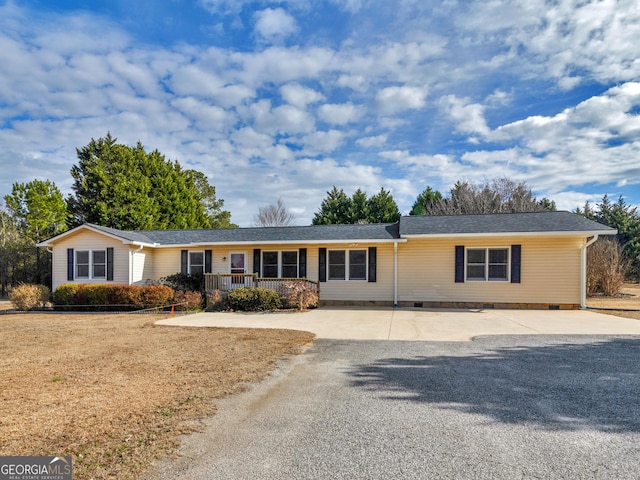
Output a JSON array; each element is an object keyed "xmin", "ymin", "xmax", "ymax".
[{"xmin": 155, "ymin": 307, "xmax": 640, "ymax": 341}]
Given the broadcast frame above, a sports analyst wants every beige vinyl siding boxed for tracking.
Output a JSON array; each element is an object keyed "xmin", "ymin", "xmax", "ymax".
[
  {"xmin": 318, "ymin": 243, "xmax": 395, "ymax": 302},
  {"xmin": 50, "ymin": 230, "xmax": 130, "ymax": 290},
  {"xmin": 154, "ymin": 243, "xmax": 395, "ymax": 302},
  {"xmin": 398, "ymin": 236, "xmax": 583, "ymax": 305},
  {"xmin": 131, "ymin": 248, "xmax": 154, "ymax": 285}
]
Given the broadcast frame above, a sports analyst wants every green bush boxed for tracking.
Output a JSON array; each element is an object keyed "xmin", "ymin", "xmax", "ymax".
[
  {"xmin": 9, "ymin": 284, "xmax": 50, "ymax": 310},
  {"xmin": 228, "ymin": 287, "xmax": 282, "ymax": 312},
  {"xmin": 53, "ymin": 284, "xmax": 174, "ymax": 310}
]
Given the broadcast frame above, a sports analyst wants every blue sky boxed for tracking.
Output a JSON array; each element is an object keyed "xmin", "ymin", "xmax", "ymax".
[{"xmin": 1, "ymin": 0, "xmax": 638, "ymax": 226}]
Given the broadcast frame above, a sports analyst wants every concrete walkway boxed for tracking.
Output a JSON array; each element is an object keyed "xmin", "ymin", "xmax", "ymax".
[{"xmin": 155, "ymin": 307, "xmax": 640, "ymax": 341}]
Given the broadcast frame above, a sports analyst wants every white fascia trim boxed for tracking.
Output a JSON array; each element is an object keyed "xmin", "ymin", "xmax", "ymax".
[
  {"xmin": 156, "ymin": 238, "xmax": 407, "ymax": 248},
  {"xmin": 402, "ymin": 230, "xmax": 617, "ymax": 239},
  {"xmin": 36, "ymin": 224, "xmax": 158, "ymax": 247}
]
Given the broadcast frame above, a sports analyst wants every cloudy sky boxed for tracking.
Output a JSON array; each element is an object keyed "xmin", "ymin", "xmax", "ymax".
[{"xmin": 1, "ymin": 0, "xmax": 639, "ymax": 226}]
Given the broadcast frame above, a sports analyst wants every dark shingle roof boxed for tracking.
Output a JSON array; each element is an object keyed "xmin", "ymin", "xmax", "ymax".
[
  {"xmin": 399, "ymin": 211, "xmax": 617, "ymax": 236},
  {"xmin": 63, "ymin": 212, "xmax": 612, "ymax": 247},
  {"xmin": 89, "ymin": 222, "xmax": 400, "ymax": 245}
]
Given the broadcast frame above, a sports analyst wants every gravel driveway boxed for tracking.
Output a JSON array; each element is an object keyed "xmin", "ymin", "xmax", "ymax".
[{"xmin": 144, "ymin": 335, "xmax": 640, "ymax": 479}]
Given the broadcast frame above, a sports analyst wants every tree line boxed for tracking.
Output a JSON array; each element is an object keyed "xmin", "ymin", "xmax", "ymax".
[{"xmin": 2, "ymin": 130, "xmax": 637, "ymax": 294}]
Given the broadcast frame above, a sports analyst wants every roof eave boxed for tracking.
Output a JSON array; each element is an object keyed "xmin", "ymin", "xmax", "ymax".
[
  {"xmin": 36, "ymin": 224, "xmax": 158, "ymax": 247},
  {"xmin": 155, "ymin": 238, "xmax": 407, "ymax": 248},
  {"xmin": 401, "ymin": 230, "xmax": 618, "ymax": 239}
]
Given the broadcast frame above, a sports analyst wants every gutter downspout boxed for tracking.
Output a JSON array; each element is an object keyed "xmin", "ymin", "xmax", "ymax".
[
  {"xmin": 393, "ymin": 241, "xmax": 398, "ymax": 307},
  {"xmin": 130, "ymin": 245, "xmax": 144, "ymax": 285},
  {"xmin": 581, "ymin": 235, "xmax": 599, "ymax": 309}
]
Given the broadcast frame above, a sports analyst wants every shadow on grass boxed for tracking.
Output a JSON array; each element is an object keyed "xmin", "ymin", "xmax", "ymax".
[{"xmin": 347, "ymin": 337, "xmax": 640, "ymax": 432}]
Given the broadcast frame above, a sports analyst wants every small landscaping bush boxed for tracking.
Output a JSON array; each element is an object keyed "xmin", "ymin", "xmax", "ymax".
[
  {"xmin": 160, "ymin": 273, "xmax": 204, "ymax": 294},
  {"xmin": 283, "ymin": 281, "xmax": 319, "ymax": 311},
  {"xmin": 9, "ymin": 284, "xmax": 50, "ymax": 310},
  {"xmin": 207, "ymin": 289, "xmax": 228, "ymax": 311},
  {"xmin": 174, "ymin": 290, "xmax": 204, "ymax": 311},
  {"xmin": 228, "ymin": 287, "xmax": 282, "ymax": 312}
]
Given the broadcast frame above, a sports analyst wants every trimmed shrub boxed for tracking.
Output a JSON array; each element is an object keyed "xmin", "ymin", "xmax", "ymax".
[
  {"xmin": 174, "ymin": 290, "xmax": 203, "ymax": 311},
  {"xmin": 140, "ymin": 285, "xmax": 175, "ymax": 308},
  {"xmin": 53, "ymin": 284, "xmax": 174, "ymax": 310},
  {"xmin": 228, "ymin": 287, "xmax": 282, "ymax": 312},
  {"xmin": 283, "ymin": 281, "xmax": 319, "ymax": 311},
  {"xmin": 53, "ymin": 284, "xmax": 81, "ymax": 305},
  {"xmin": 9, "ymin": 284, "xmax": 50, "ymax": 310}
]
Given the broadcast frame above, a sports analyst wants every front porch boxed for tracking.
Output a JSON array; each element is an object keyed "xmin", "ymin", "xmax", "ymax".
[{"xmin": 204, "ymin": 273, "xmax": 320, "ymax": 298}]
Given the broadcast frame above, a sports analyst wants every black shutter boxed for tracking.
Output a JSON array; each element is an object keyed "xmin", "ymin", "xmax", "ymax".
[
  {"xmin": 205, "ymin": 250, "xmax": 212, "ymax": 274},
  {"xmin": 181, "ymin": 250, "xmax": 188, "ymax": 275},
  {"xmin": 67, "ymin": 248, "xmax": 74, "ymax": 281},
  {"xmin": 253, "ymin": 249, "xmax": 261, "ymax": 274},
  {"xmin": 299, "ymin": 248, "xmax": 307, "ymax": 278},
  {"xmin": 368, "ymin": 246, "xmax": 377, "ymax": 283},
  {"xmin": 511, "ymin": 244, "xmax": 521, "ymax": 283},
  {"xmin": 455, "ymin": 246, "xmax": 465, "ymax": 283},
  {"xmin": 106, "ymin": 247, "xmax": 114, "ymax": 281},
  {"xmin": 318, "ymin": 248, "xmax": 327, "ymax": 282}
]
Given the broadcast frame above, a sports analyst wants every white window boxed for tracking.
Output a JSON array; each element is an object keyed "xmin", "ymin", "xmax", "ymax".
[
  {"xmin": 262, "ymin": 251, "xmax": 299, "ymax": 278},
  {"xmin": 466, "ymin": 248, "xmax": 509, "ymax": 281},
  {"xmin": 76, "ymin": 250, "xmax": 106, "ymax": 279},
  {"xmin": 188, "ymin": 251, "xmax": 204, "ymax": 276},
  {"xmin": 328, "ymin": 249, "xmax": 367, "ymax": 281}
]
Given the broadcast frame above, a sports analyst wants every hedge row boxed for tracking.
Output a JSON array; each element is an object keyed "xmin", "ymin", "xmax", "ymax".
[{"xmin": 53, "ymin": 284, "xmax": 175, "ymax": 309}]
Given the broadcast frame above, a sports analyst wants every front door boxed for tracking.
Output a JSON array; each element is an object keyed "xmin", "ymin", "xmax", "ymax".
[{"xmin": 230, "ymin": 252, "xmax": 247, "ymax": 286}]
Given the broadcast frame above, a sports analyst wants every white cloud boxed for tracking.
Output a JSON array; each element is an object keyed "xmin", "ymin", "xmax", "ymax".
[
  {"xmin": 317, "ymin": 102, "xmax": 363, "ymax": 125},
  {"xmin": 439, "ymin": 95, "xmax": 490, "ymax": 137},
  {"xmin": 248, "ymin": 100, "xmax": 316, "ymax": 135},
  {"xmin": 356, "ymin": 134, "xmax": 387, "ymax": 148},
  {"xmin": 375, "ymin": 86, "xmax": 426, "ymax": 114},
  {"xmin": 299, "ymin": 130, "xmax": 346, "ymax": 155},
  {"xmin": 254, "ymin": 8, "xmax": 298, "ymax": 42},
  {"xmin": 280, "ymin": 83, "xmax": 325, "ymax": 108}
]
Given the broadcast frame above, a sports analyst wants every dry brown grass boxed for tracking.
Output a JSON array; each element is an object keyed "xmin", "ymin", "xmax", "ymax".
[
  {"xmin": 0, "ymin": 313, "xmax": 314, "ymax": 480},
  {"xmin": 587, "ymin": 283, "xmax": 640, "ymax": 321}
]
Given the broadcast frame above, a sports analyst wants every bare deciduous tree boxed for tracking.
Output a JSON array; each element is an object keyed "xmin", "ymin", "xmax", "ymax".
[
  {"xmin": 253, "ymin": 197, "xmax": 296, "ymax": 227},
  {"xmin": 587, "ymin": 237, "xmax": 630, "ymax": 297}
]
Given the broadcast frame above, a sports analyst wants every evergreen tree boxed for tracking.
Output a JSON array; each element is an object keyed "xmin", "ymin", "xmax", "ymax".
[
  {"xmin": 68, "ymin": 133, "xmax": 233, "ymax": 230},
  {"xmin": 349, "ymin": 188, "xmax": 370, "ymax": 223},
  {"xmin": 312, "ymin": 187, "xmax": 352, "ymax": 225},
  {"xmin": 312, "ymin": 186, "xmax": 400, "ymax": 224},
  {"xmin": 411, "ymin": 187, "xmax": 443, "ymax": 215},
  {"xmin": 367, "ymin": 187, "xmax": 401, "ymax": 223}
]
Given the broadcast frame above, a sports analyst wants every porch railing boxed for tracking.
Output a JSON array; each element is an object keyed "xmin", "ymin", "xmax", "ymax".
[{"xmin": 204, "ymin": 273, "xmax": 320, "ymax": 297}]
